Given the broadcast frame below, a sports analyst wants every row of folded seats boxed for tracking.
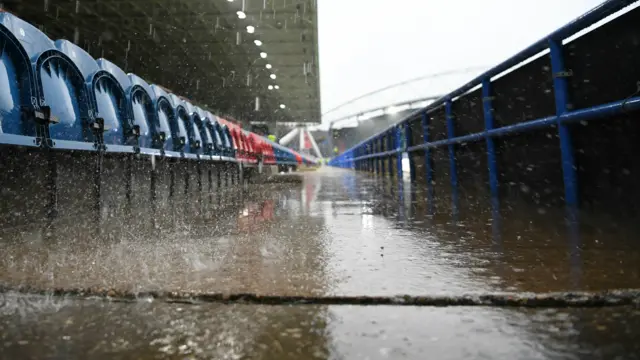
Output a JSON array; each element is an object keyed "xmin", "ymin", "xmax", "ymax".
[{"xmin": 0, "ymin": 11, "xmax": 267, "ymax": 160}]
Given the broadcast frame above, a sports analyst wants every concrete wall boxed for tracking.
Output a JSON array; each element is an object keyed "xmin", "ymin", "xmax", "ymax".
[{"xmin": 0, "ymin": 146, "xmax": 244, "ymax": 240}]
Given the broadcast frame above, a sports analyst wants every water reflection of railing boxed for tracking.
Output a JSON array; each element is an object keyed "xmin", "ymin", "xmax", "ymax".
[{"xmin": 362, "ymin": 172, "xmax": 636, "ymax": 294}]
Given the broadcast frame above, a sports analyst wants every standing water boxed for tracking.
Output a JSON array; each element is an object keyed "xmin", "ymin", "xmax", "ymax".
[{"xmin": 0, "ymin": 168, "xmax": 638, "ymax": 359}]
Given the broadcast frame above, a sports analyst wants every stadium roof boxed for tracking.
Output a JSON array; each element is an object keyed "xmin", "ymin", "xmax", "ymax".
[{"xmin": 4, "ymin": 0, "xmax": 321, "ymax": 126}]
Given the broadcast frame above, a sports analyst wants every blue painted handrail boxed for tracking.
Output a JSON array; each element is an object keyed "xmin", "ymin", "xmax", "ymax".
[
  {"xmin": 344, "ymin": 96, "xmax": 640, "ymax": 162},
  {"xmin": 331, "ymin": 0, "xmax": 639, "ymax": 225}
]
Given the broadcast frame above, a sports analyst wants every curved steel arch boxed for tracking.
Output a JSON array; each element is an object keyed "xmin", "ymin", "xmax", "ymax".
[
  {"xmin": 327, "ymin": 94, "xmax": 443, "ymax": 127},
  {"xmin": 322, "ymin": 66, "xmax": 489, "ymax": 118}
]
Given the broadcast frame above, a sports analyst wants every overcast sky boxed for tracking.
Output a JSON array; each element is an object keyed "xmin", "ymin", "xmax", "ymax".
[{"xmin": 317, "ymin": 0, "xmax": 606, "ymax": 125}]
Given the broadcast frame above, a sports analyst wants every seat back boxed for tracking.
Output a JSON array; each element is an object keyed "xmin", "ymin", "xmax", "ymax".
[
  {"xmin": 57, "ymin": 40, "xmax": 129, "ymax": 145},
  {"xmin": 0, "ymin": 12, "xmax": 38, "ymax": 137},
  {"xmin": 196, "ymin": 107, "xmax": 214, "ymax": 154},
  {"xmin": 210, "ymin": 117, "xmax": 226, "ymax": 155},
  {"xmin": 97, "ymin": 58, "xmax": 140, "ymax": 146},
  {"xmin": 38, "ymin": 49, "xmax": 92, "ymax": 142},
  {"xmin": 183, "ymin": 101, "xmax": 203, "ymax": 155},
  {"xmin": 168, "ymin": 94, "xmax": 191, "ymax": 153},
  {"xmin": 242, "ymin": 131, "xmax": 252, "ymax": 158},
  {"xmin": 220, "ymin": 124, "xmax": 233, "ymax": 156},
  {"xmin": 2, "ymin": 13, "xmax": 93, "ymax": 143},
  {"xmin": 229, "ymin": 127, "xmax": 239, "ymax": 155},
  {"xmin": 150, "ymin": 84, "xmax": 175, "ymax": 151},
  {"xmin": 0, "ymin": 12, "xmax": 52, "ymax": 63},
  {"xmin": 128, "ymin": 74, "xmax": 157, "ymax": 149},
  {"xmin": 246, "ymin": 132, "xmax": 256, "ymax": 155}
]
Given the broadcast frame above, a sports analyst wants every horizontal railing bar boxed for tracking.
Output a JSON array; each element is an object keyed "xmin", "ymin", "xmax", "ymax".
[{"xmin": 343, "ymin": 96, "xmax": 640, "ymax": 162}]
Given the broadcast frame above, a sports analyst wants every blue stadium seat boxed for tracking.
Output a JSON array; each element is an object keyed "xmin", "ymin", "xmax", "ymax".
[
  {"xmin": 212, "ymin": 118, "xmax": 227, "ymax": 155},
  {"xmin": 220, "ymin": 124, "xmax": 235, "ymax": 158},
  {"xmin": 168, "ymin": 94, "xmax": 194, "ymax": 154},
  {"xmin": 56, "ymin": 40, "xmax": 130, "ymax": 146},
  {"xmin": 150, "ymin": 85, "xmax": 176, "ymax": 152},
  {"xmin": 128, "ymin": 74, "xmax": 158, "ymax": 149},
  {"xmin": 0, "ymin": 12, "xmax": 38, "ymax": 145},
  {"xmin": 205, "ymin": 112, "xmax": 224, "ymax": 156},
  {"xmin": 183, "ymin": 101, "xmax": 204, "ymax": 155},
  {"xmin": 1, "ymin": 12, "xmax": 94, "ymax": 147},
  {"xmin": 195, "ymin": 107, "xmax": 214, "ymax": 155},
  {"xmin": 97, "ymin": 59, "xmax": 143, "ymax": 148}
]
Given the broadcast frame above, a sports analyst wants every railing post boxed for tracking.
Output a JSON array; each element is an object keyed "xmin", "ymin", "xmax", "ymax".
[
  {"xmin": 374, "ymin": 141, "xmax": 378, "ymax": 174},
  {"xmin": 381, "ymin": 137, "xmax": 386, "ymax": 175},
  {"xmin": 355, "ymin": 148, "xmax": 359, "ymax": 171},
  {"xmin": 368, "ymin": 143, "xmax": 373, "ymax": 172},
  {"xmin": 363, "ymin": 146, "xmax": 368, "ymax": 172},
  {"xmin": 482, "ymin": 79, "xmax": 499, "ymax": 204},
  {"xmin": 367, "ymin": 140, "xmax": 376, "ymax": 174},
  {"xmin": 445, "ymin": 100, "xmax": 459, "ymax": 214},
  {"xmin": 352, "ymin": 149, "xmax": 356, "ymax": 170},
  {"xmin": 367, "ymin": 142, "xmax": 375, "ymax": 173},
  {"xmin": 371, "ymin": 143, "xmax": 375, "ymax": 173},
  {"xmin": 378, "ymin": 138, "xmax": 384, "ymax": 175},
  {"xmin": 328, "ymin": 125, "xmax": 334, "ymax": 161},
  {"xmin": 351, "ymin": 151, "xmax": 355, "ymax": 169},
  {"xmin": 372, "ymin": 142, "xmax": 377, "ymax": 174},
  {"xmin": 387, "ymin": 131, "xmax": 394, "ymax": 178},
  {"xmin": 549, "ymin": 39, "xmax": 578, "ymax": 214},
  {"xmin": 355, "ymin": 150, "xmax": 358, "ymax": 170},
  {"xmin": 404, "ymin": 121, "xmax": 416, "ymax": 182},
  {"xmin": 366, "ymin": 144, "xmax": 370, "ymax": 172},
  {"xmin": 395, "ymin": 125, "xmax": 403, "ymax": 179},
  {"xmin": 351, "ymin": 150, "xmax": 355, "ymax": 170},
  {"xmin": 376, "ymin": 138, "xmax": 382, "ymax": 175},
  {"xmin": 421, "ymin": 111, "xmax": 434, "ymax": 207}
]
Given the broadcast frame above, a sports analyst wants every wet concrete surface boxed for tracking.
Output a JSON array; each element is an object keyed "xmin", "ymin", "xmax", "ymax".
[
  {"xmin": 1, "ymin": 167, "xmax": 639, "ymax": 359},
  {"xmin": 1, "ymin": 295, "xmax": 640, "ymax": 360}
]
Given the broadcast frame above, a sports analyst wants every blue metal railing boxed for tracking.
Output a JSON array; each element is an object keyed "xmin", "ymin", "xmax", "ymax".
[{"xmin": 329, "ymin": 0, "xmax": 640, "ymax": 213}]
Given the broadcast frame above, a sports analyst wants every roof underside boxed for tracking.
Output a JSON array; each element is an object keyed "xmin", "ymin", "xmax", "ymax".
[{"xmin": 3, "ymin": 0, "xmax": 321, "ymax": 127}]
